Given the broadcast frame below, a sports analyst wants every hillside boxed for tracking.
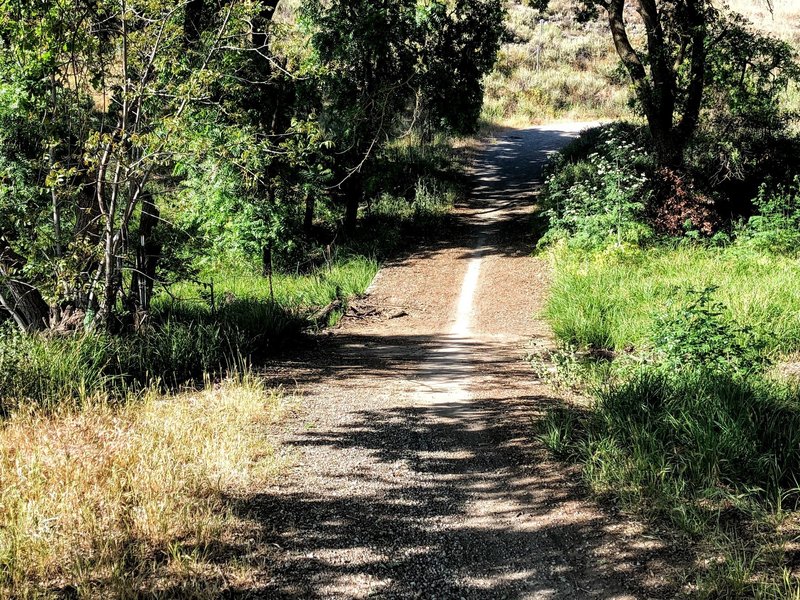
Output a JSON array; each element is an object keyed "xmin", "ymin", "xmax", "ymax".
[{"xmin": 484, "ymin": 0, "xmax": 800, "ymax": 125}]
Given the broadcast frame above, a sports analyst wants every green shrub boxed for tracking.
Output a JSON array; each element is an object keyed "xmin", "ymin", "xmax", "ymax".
[
  {"xmin": 0, "ymin": 327, "xmax": 115, "ymax": 413},
  {"xmin": 653, "ymin": 287, "xmax": 767, "ymax": 375},
  {"xmin": 539, "ymin": 124, "xmax": 655, "ymax": 250},
  {"xmin": 739, "ymin": 178, "xmax": 800, "ymax": 255}
]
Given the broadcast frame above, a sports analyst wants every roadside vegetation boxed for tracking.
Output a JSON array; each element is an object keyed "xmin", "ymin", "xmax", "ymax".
[
  {"xmin": 1, "ymin": 377, "xmax": 288, "ymax": 598},
  {"xmin": 530, "ymin": 0, "xmax": 800, "ymax": 596},
  {"xmin": 0, "ymin": 1, "xmax": 499, "ymax": 596}
]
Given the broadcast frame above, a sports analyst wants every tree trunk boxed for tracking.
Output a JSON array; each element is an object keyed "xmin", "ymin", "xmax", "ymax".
[
  {"xmin": 342, "ymin": 172, "xmax": 363, "ymax": 233},
  {"xmin": 252, "ymin": 0, "xmax": 281, "ymax": 50},
  {"xmin": 262, "ymin": 243, "xmax": 274, "ymax": 302},
  {"xmin": 183, "ymin": 0, "xmax": 205, "ymax": 47},
  {"xmin": 605, "ymin": 0, "xmax": 708, "ymax": 168},
  {"xmin": 128, "ymin": 193, "xmax": 161, "ymax": 326},
  {"xmin": 304, "ymin": 192, "xmax": 315, "ymax": 234},
  {"xmin": 650, "ymin": 122, "xmax": 684, "ymax": 168},
  {"xmin": 0, "ymin": 240, "xmax": 49, "ymax": 332}
]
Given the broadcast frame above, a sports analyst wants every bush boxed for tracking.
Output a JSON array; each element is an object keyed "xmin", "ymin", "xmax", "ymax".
[
  {"xmin": 649, "ymin": 168, "xmax": 721, "ymax": 237},
  {"xmin": 738, "ymin": 178, "xmax": 800, "ymax": 255},
  {"xmin": 539, "ymin": 124, "xmax": 655, "ymax": 250},
  {"xmin": 0, "ymin": 328, "xmax": 115, "ymax": 414},
  {"xmin": 653, "ymin": 287, "xmax": 766, "ymax": 376}
]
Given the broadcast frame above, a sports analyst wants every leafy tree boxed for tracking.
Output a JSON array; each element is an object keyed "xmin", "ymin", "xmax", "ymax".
[
  {"xmin": 0, "ymin": 0, "xmax": 504, "ymax": 332},
  {"xmin": 0, "ymin": 0, "xmax": 277, "ymax": 330},
  {"xmin": 528, "ymin": 0, "xmax": 796, "ymax": 168},
  {"xmin": 303, "ymin": 0, "xmax": 503, "ymax": 230},
  {"xmin": 525, "ymin": 0, "xmax": 711, "ymax": 166},
  {"xmin": 417, "ymin": 0, "xmax": 505, "ymax": 135}
]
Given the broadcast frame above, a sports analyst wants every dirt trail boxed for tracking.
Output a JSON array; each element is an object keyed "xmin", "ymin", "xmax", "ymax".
[{"xmin": 246, "ymin": 125, "xmax": 682, "ymax": 599}]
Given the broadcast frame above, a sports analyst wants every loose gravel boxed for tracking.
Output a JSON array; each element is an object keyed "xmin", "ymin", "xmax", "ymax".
[{"xmin": 242, "ymin": 125, "xmax": 686, "ymax": 599}]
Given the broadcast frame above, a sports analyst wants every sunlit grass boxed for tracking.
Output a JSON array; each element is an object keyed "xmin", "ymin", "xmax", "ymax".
[
  {"xmin": 541, "ymin": 240, "xmax": 800, "ymax": 596},
  {"xmin": 0, "ymin": 377, "xmax": 288, "ymax": 598},
  {"xmin": 544, "ymin": 243, "xmax": 800, "ymax": 356}
]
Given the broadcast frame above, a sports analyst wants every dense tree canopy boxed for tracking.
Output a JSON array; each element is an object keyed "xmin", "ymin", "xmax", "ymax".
[{"xmin": 0, "ymin": 0, "xmax": 504, "ymax": 332}]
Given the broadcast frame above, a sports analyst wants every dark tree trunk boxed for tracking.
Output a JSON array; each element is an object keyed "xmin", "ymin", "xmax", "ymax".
[
  {"xmin": 605, "ymin": 0, "xmax": 708, "ymax": 168},
  {"xmin": 183, "ymin": 0, "xmax": 205, "ymax": 46},
  {"xmin": 262, "ymin": 243, "xmax": 274, "ymax": 302},
  {"xmin": 342, "ymin": 172, "xmax": 363, "ymax": 233},
  {"xmin": 128, "ymin": 194, "xmax": 161, "ymax": 325},
  {"xmin": 304, "ymin": 193, "xmax": 315, "ymax": 234},
  {"xmin": 0, "ymin": 240, "xmax": 49, "ymax": 332},
  {"xmin": 651, "ymin": 125, "xmax": 684, "ymax": 168},
  {"xmin": 252, "ymin": 0, "xmax": 280, "ymax": 51}
]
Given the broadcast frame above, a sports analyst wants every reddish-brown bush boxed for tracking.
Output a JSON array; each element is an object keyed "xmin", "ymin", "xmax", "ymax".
[{"xmin": 649, "ymin": 168, "xmax": 721, "ymax": 236}]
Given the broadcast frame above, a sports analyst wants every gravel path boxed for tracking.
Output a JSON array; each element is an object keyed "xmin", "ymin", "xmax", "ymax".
[{"xmin": 242, "ymin": 125, "xmax": 684, "ymax": 599}]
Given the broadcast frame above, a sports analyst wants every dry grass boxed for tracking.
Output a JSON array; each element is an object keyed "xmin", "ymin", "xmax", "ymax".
[
  {"xmin": 485, "ymin": 0, "xmax": 800, "ymax": 127},
  {"xmin": 725, "ymin": 0, "xmax": 800, "ymax": 44},
  {"xmin": 483, "ymin": 0, "xmax": 633, "ymax": 126},
  {"xmin": 0, "ymin": 378, "xmax": 290, "ymax": 599}
]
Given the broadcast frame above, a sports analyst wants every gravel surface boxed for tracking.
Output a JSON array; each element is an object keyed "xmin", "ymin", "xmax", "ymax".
[{"xmin": 240, "ymin": 125, "xmax": 686, "ymax": 599}]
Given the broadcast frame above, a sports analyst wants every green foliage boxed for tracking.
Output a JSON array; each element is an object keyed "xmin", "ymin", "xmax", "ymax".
[
  {"xmin": 705, "ymin": 11, "xmax": 800, "ymax": 129},
  {"xmin": 305, "ymin": 0, "xmax": 503, "ymax": 138},
  {"xmin": 0, "ymin": 254, "xmax": 378, "ymax": 412},
  {"xmin": 0, "ymin": 0, "xmax": 500, "ymax": 333},
  {"xmin": 539, "ymin": 124, "xmax": 654, "ymax": 249},
  {"xmin": 542, "ymin": 280, "xmax": 800, "ymax": 592},
  {"xmin": 545, "ymin": 245, "xmax": 800, "ymax": 354},
  {"xmin": 653, "ymin": 287, "xmax": 766, "ymax": 376},
  {"xmin": 0, "ymin": 326, "xmax": 114, "ymax": 413},
  {"xmin": 739, "ymin": 178, "xmax": 800, "ymax": 255},
  {"xmin": 417, "ymin": 0, "xmax": 505, "ymax": 133}
]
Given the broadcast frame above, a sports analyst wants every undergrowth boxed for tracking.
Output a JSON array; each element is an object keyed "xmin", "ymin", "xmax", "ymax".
[
  {"xmin": 0, "ymin": 139, "xmax": 459, "ymax": 414},
  {"xmin": 537, "ymin": 113, "xmax": 800, "ymax": 595}
]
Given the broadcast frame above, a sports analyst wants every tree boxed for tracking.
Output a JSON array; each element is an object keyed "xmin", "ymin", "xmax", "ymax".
[
  {"xmin": 304, "ymin": 0, "xmax": 504, "ymax": 231},
  {"xmin": 529, "ymin": 0, "xmax": 713, "ymax": 166},
  {"xmin": 0, "ymin": 0, "xmax": 278, "ymax": 331}
]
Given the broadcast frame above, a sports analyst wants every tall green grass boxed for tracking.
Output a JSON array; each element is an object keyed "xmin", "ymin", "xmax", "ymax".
[
  {"xmin": 0, "ymin": 256, "xmax": 378, "ymax": 414},
  {"xmin": 537, "ymin": 114, "xmax": 800, "ymax": 595},
  {"xmin": 545, "ymin": 244, "xmax": 800, "ymax": 356}
]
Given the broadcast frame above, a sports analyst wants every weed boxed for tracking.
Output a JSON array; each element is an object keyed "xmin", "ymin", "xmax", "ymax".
[
  {"xmin": 653, "ymin": 286, "xmax": 767, "ymax": 376},
  {"xmin": 544, "ymin": 244, "xmax": 800, "ymax": 355},
  {"xmin": 739, "ymin": 178, "xmax": 800, "ymax": 256},
  {"xmin": 538, "ymin": 123, "xmax": 655, "ymax": 250}
]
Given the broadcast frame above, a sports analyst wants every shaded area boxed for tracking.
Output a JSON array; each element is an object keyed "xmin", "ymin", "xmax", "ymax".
[
  {"xmin": 362, "ymin": 126, "xmax": 589, "ymax": 270},
  {"xmin": 212, "ymin": 124, "xmax": 691, "ymax": 599},
  {"xmin": 227, "ymin": 354, "xmax": 687, "ymax": 598}
]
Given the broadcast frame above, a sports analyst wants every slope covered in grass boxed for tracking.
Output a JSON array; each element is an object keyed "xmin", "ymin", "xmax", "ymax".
[{"xmin": 484, "ymin": 0, "xmax": 631, "ymax": 124}]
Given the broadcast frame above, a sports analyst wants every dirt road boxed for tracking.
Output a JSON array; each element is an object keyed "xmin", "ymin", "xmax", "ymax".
[{"xmin": 244, "ymin": 125, "xmax": 681, "ymax": 599}]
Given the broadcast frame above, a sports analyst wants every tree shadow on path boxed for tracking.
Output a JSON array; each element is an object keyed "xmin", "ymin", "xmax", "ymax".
[
  {"xmin": 222, "ymin": 372, "xmax": 691, "ymax": 598},
  {"xmin": 206, "ymin": 124, "xmax": 693, "ymax": 599}
]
